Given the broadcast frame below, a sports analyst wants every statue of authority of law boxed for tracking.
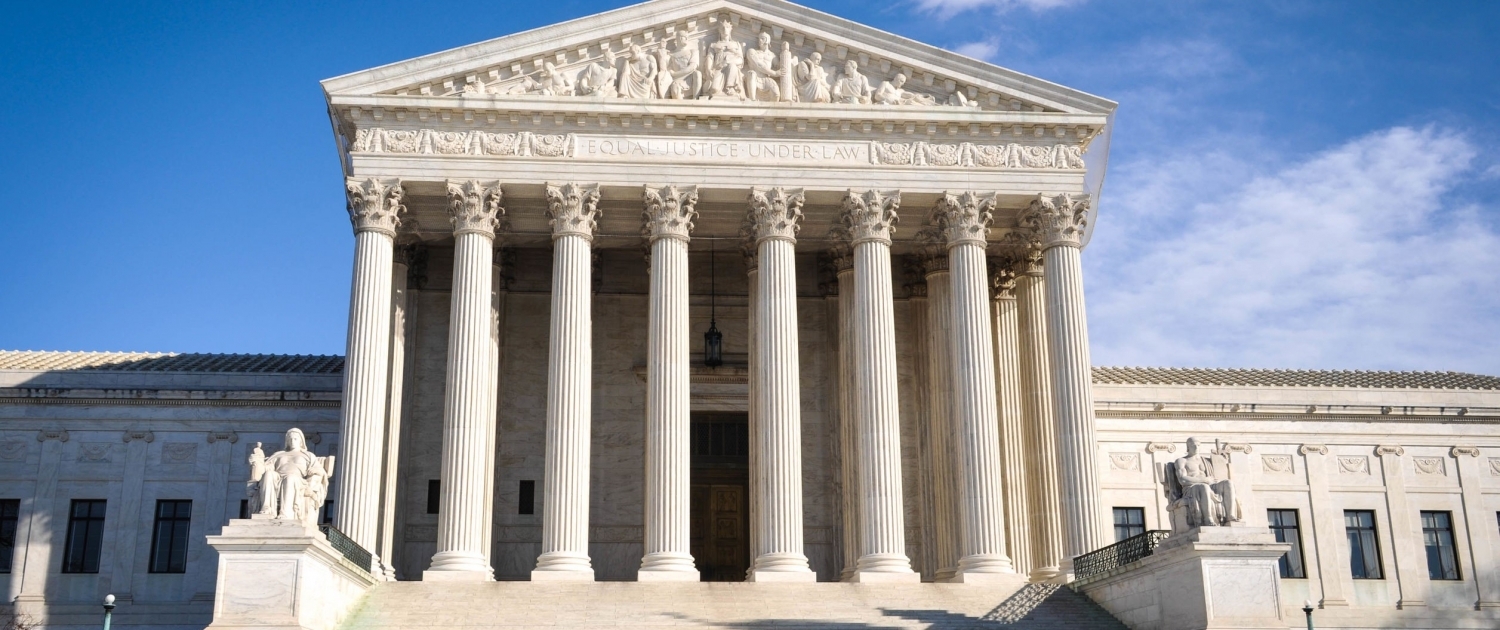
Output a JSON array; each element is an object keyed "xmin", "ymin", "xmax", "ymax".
[
  {"xmin": 1162, "ymin": 437, "xmax": 1241, "ymax": 530},
  {"xmin": 247, "ymin": 427, "xmax": 334, "ymax": 527}
]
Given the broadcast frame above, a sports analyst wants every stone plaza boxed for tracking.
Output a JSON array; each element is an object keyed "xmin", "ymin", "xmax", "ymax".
[{"xmin": 2, "ymin": 0, "xmax": 1499, "ymax": 628}]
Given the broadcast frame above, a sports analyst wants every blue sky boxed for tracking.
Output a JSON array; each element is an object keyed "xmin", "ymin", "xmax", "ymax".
[{"xmin": 2, "ymin": 0, "xmax": 1497, "ymax": 372}]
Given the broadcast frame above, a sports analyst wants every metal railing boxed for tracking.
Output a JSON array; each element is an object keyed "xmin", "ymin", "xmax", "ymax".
[
  {"xmin": 1072, "ymin": 530, "xmax": 1170, "ymax": 582},
  {"xmin": 319, "ymin": 523, "xmax": 373, "ymax": 574}
]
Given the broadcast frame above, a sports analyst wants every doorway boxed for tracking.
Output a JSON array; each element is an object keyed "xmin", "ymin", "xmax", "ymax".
[{"xmin": 689, "ymin": 412, "xmax": 750, "ymax": 581}]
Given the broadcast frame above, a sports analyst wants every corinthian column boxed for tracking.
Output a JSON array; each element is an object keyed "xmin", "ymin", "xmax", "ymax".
[
  {"xmin": 917, "ymin": 229, "xmax": 959, "ymax": 581},
  {"xmin": 639, "ymin": 185, "xmax": 699, "ymax": 581},
  {"xmin": 1019, "ymin": 193, "xmax": 1105, "ymax": 575},
  {"xmin": 1013, "ymin": 243, "xmax": 1064, "ymax": 581},
  {"xmin": 828, "ymin": 235, "xmax": 859, "ymax": 581},
  {"xmin": 337, "ymin": 177, "xmax": 404, "ymax": 565},
  {"xmin": 533, "ymin": 183, "xmax": 601, "ymax": 582},
  {"xmin": 989, "ymin": 257, "xmax": 1031, "ymax": 577},
  {"xmin": 376, "ymin": 246, "xmax": 412, "ymax": 581},
  {"xmin": 745, "ymin": 187, "xmax": 815, "ymax": 582},
  {"xmin": 931, "ymin": 192, "xmax": 1013, "ymax": 581},
  {"xmin": 740, "ymin": 234, "xmax": 761, "ymax": 575},
  {"xmin": 427, "ymin": 180, "xmax": 503, "ymax": 581},
  {"xmin": 843, "ymin": 190, "xmax": 919, "ymax": 582}
]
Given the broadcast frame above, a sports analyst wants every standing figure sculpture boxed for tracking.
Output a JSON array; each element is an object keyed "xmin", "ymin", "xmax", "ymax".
[
  {"xmin": 744, "ymin": 32, "xmax": 782, "ymax": 102},
  {"xmin": 247, "ymin": 428, "xmax": 334, "ymax": 527},
  {"xmin": 705, "ymin": 20, "xmax": 745, "ymax": 99},
  {"xmin": 794, "ymin": 52, "xmax": 831, "ymax": 103},
  {"xmin": 577, "ymin": 50, "xmax": 619, "ymax": 97},
  {"xmin": 831, "ymin": 59, "xmax": 873, "ymax": 104},
  {"xmin": 1162, "ymin": 437, "xmax": 1241, "ymax": 532},
  {"xmin": 657, "ymin": 31, "xmax": 702, "ymax": 99},
  {"xmin": 618, "ymin": 44, "xmax": 659, "ymax": 99}
]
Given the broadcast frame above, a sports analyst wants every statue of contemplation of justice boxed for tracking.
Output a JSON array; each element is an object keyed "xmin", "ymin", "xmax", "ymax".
[
  {"xmin": 1162, "ymin": 437, "xmax": 1241, "ymax": 532},
  {"xmin": 247, "ymin": 428, "xmax": 335, "ymax": 528}
]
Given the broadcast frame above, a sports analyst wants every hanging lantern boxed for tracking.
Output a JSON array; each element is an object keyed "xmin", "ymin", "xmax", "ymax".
[{"xmin": 704, "ymin": 240, "xmax": 724, "ymax": 367}]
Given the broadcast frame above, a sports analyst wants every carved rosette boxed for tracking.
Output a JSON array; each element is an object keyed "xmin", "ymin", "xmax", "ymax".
[
  {"xmin": 930, "ymin": 191, "xmax": 996, "ymax": 248},
  {"xmin": 346, "ymin": 177, "xmax": 406, "ymax": 237},
  {"xmin": 1017, "ymin": 193, "xmax": 1091, "ymax": 249},
  {"xmin": 914, "ymin": 226, "xmax": 949, "ymax": 273},
  {"xmin": 642, "ymin": 185, "xmax": 700, "ymax": 243},
  {"xmin": 987, "ymin": 258, "xmax": 1018, "ymax": 300},
  {"xmin": 545, "ymin": 183, "xmax": 603, "ymax": 241},
  {"xmin": 840, "ymin": 189, "xmax": 900, "ymax": 246},
  {"xmin": 446, "ymin": 180, "xmax": 505, "ymax": 238},
  {"xmin": 746, "ymin": 187, "xmax": 806, "ymax": 244}
]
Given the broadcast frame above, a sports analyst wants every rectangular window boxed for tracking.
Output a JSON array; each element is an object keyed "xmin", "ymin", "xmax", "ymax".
[
  {"xmin": 320, "ymin": 501, "xmax": 334, "ymax": 526},
  {"xmin": 149, "ymin": 500, "xmax": 192, "ymax": 573},
  {"xmin": 519, "ymin": 480, "xmax": 535, "ymax": 515},
  {"xmin": 1345, "ymin": 510, "xmax": 1383, "ymax": 579},
  {"xmin": 239, "ymin": 499, "xmax": 249, "ymax": 521},
  {"xmin": 1112, "ymin": 507, "xmax": 1145, "ymax": 541},
  {"xmin": 1421, "ymin": 511, "xmax": 1460, "ymax": 580},
  {"xmin": 1268, "ymin": 509, "xmax": 1307, "ymax": 578},
  {"xmin": 62, "ymin": 499, "xmax": 107, "ymax": 574},
  {"xmin": 0, "ymin": 499, "xmax": 19, "ymax": 574},
  {"xmin": 427, "ymin": 480, "xmax": 440, "ymax": 514}
]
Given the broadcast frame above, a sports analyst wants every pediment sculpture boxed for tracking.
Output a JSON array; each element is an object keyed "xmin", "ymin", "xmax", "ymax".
[
  {"xmin": 246, "ymin": 427, "xmax": 335, "ymax": 528},
  {"xmin": 1161, "ymin": 437, "xmax": 1242, "ymax": 532},
  {"xmin": 450, "ymin": 16, "xmax": 977, "ymax": 109}
]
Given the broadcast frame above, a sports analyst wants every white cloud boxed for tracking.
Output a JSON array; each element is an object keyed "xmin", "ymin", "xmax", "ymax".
[
  {"xmin": 1087, "ymin": 126, "xmax": 1500, "ymax": 373},
  {"xmin": 952, "ymin": 38, "xmax": 1000, "ymax": 61},
  {"xmin": 914, "ymin": 0, "xmax": 1084, "ymax": 19}
]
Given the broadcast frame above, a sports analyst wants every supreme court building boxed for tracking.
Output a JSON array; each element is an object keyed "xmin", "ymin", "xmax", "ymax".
[{"xmin": 3, "ymin": 1, "xmax": 1500, "ymax": 628}]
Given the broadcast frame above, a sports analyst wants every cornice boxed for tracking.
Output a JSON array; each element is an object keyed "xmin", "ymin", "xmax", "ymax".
[{"xmin": 1095, "ymin": 410, "xmax": 1500, "ymax": 425}]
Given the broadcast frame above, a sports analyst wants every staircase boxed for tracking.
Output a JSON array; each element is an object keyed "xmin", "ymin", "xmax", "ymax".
[{"xmin": 341, "ymin": 579, "xmax": 1129, "ymax": 629}]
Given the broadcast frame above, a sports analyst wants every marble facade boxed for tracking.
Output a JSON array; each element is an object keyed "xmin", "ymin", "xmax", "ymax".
[{"xmin": 3, "ymin": 0, "xmax": 1500, "ymax": 628}]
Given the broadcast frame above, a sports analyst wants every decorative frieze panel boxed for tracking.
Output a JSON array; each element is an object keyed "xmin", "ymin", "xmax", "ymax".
[
  {"xmin": 77, "ymin": 442, "xmax": 113, "ymax": 463},
  {"xmin": 1107, "ymin": 453, "xmax": 1140, "ymax": 472},
  {"xmin": 161, "ymin": 443, "xmax": 198, "ymax": 465},
  {"xmin": 1261, "ymin": 455, "xmax": 1294, "ymax": 475},
  {"xmin": 0, "ymin": 440, "xmax": 27, "ymax": 462},
  {"xmin": 349, "ymin": 127, "xmax": 1085, "ymax": 171},
  {"xmin": 1489, "ymin": 458, "xmax": 1500, "ymax": 476},
  {"xmin": 1338, "ymin": 456, "xmax": 1370, "ymax": 475},
  {"xmin": 1412, "ymin": 456, "xmax": 1446, "ymax": 476}
]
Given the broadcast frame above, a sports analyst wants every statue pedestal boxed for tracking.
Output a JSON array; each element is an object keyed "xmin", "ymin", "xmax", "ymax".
[
  {"xmin": 206, "ymin": 518, "xmax": 378, "ymax": 630},
  {"xmin": 1075, "ymin": 527, "xmax": 1290, "ymax": 630}
]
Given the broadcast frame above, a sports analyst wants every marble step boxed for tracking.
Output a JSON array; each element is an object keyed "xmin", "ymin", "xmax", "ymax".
[{"xmin": 341, "ymin": 579, "xmax": 1129, "ymax": 629}]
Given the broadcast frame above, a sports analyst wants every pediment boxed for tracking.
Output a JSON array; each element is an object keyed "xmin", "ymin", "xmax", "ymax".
[{"xmin": 321, "ymin": 0, "xmax": 1115, "ymax": 116}]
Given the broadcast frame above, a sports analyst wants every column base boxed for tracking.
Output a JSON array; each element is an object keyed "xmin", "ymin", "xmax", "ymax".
[
  {"xmin": 531, "ymin": 568, "xmax": 596, "ymax": 582},
  {"xmin": 951, "ymin": 571, "xmax": 1024, "ymax": 586},
  {"xmin": 747, "ymin": 569, "xmax": 818, "ymax": 583},
  {"xmin": 427, "ymin": 550, "xmax": 493, "ymax": 580},
  {"xmin": 935, "ymin": 567, "xmax": 958, "ymax": 582},
  {"xmin": 957, "ymin": 554, "xmax": 1014, "ymax": 574},
  {"xmin": 849, "ymin": 570, "xmax": 921, "ymax": 583},
  {"xmin": 1028, "ymin": 566, "xmax": 1061, "ymax": 583},
  {"xmin": 638, "ymin": 569, "xmax": 700, "ymax": 582},
  {"xmin": 423, "ymin": 569, "xmax": 493, "ymax": 582}
]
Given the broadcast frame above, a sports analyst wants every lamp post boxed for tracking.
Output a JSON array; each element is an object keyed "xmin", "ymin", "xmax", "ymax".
[
  {"xmin": 102, "ymin": 594, "xmax": 116, "ymax": 630},
  {"xmin": 1302, "ymin": 599, "xmax": 1314, "ymax": 630}
]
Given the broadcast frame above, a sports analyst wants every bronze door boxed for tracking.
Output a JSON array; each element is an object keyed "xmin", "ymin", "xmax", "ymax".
[{"xmin": 689, "ymin": 413, "xmax": 749, "ymax": 581}]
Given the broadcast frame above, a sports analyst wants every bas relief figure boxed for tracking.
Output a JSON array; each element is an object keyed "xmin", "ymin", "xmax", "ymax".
[
  {"xmin": 832, "ymin": 60, "xmax": 873, "ymax": 104},
  {"xmin": 874, "ymin": 73, "xmax": 937, "ymax": 106},
  {"xmin": 619, "ymin": 44, "xmax": 659, "ymax": 99},
  {"xmin": 794, "ymin": 51, "xmax": 831, "ymax": 103},
  {"xmin": 577, "ymin": 50, "xmax": 618, "ymax": 97},
  {"xmin": 657, "ymin": 31, "xmax": 702, "ymax": 100},
  {"xmin": 247, "ymin": 428, "xmax": 334, "ymax": 527},
  {"xmin": 744, "ymin": 32, "xmax": 783, "ymax": 102},
  {"xmin": 705, "ymin": 20, "xmax": 745, "ymax": 99},
  {"xmin": 1162, "ymin": 437, "xmax": 1242, "ymax": 532}
]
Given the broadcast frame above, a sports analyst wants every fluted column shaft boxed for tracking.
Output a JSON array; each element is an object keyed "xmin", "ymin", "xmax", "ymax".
[
  {"xmin": 845, "ymin": 190, "xmax": 917, "ymax": 581},
  {"xmin": 376, "ymin": 253, "xmax": 410, "ymax": 580},
  {"xmin": 923, "ymin": 264, "xmax": 960, "ymax": 581},
  {"xmin": 1017, "ymin": 266, "xmax": 1064, "ymax": 580},
  {"xmin": 640, "ymin": 185, "xmax": 698, "ymax": 580},
  {"xmin": 482, "ymin": 258, "xmax": 503, "ymax": 563},
  {"xmin": 746, "ymin": 187, "xmax": 814, "ymax": 581},
  {"xmin": 933, "ymin": 192, "xmax": 1012, "ymax": 581},
  {"xmin": 429, "ymin": 180, "xmax": 503, "ymax": 580},
  {"xmin": 834, "ymin": 261, "xmax": 859, "ymax": 581},
  {"xmin": 534, "ymin": 183, "xmax": 601, "ymax": 581},
  {"xmin": 906, "ymin": 290, "xmax": 935, "ymax": 580},
  {"xmin": 991, "ymin": 272, "xmax": 1032, "ymax": 577},
  {"xmin": 337, "ymin": 178, "xmax": 404, "ymax": 565},
  {"xmin": 1043, "ymin": 244, "xmax": 1105, "ymax": 568},
  {"xmin": 1019, "ymin": 192, "xmax": 1105, "ymax": 575},
  {"xmin": 745, "ymin": 258, "xmax": 761, "ymax": 571}
]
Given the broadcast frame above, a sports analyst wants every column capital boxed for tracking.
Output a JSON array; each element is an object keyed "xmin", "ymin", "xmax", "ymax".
[
  {"xmin": 1298, "ymin": 443, "xmax": 1329, "ymax": 456},
  {"xmin": 840, "ymin": 190, "xmax": 901, "ymax": 246},
  {"xmin": 1375, "ymin": 444, "xmax": 1406, "ymax": 457},
  {"xmin": 545, "ymin": 182, "xmax": 602, "ymax": 241},
  {"xmin": 642, "ymin": 185, "xmax": 699, "ymax": 243},
  {"xmin": 37, "ymin": 429, "xmax": 69, "ymax": 442},
  {"xmin": 346, "ymin": 177, "xmax": 406, "ymax": 237},
  {"xmin": 1017, "ymin": 193, "xmax": 1091, "ymax": 249},
  {"xmin": 121, "ymin": 429, "xmax": 155, "ymax": 444},
  {"xmin": 988, "ymin": 260, "xmax": 1017, "ymax": 300},
  {"xmin": 826, "ymin": 224, "xmax": 855, "ymax": 272},
  {"xmin": 915, "ymin": 226, "xmax": 949, "ymax": 274},
  {"xmin": 1452, "ymin": 446, "xmax": 1481, "ymax": 458},
  {"xmin": 446, "ymin": 180, "xmax": 505, "ymax": 238},
  {"xmin": 929, "ymin": 191, "xmax": 996, "ymax": 248},
  {"xmin": 746, "ymin": 187, "xmax": 805, "ymax": 244},
  {"xmin": 206, "ymin": 430, "xmax": 239, "ymax": 444}
]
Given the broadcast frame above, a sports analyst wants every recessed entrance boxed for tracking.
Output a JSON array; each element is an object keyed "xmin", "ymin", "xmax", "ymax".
[{"xmin": 689, "ymin": 412, "xmax": 750, "ymax": 582}]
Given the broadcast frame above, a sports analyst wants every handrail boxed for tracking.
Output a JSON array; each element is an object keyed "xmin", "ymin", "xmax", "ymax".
[
  {"xmin": 319, "ymin": 523, "xmax": 374, "ymax": 574},
  {"xmin": 1072, "ymin": 530, "xmax": 1170, "ymax": 582}
]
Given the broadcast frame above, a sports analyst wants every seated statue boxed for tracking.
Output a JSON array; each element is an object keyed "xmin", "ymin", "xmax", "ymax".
[
  {"xmin": 247, "ymin": 428, "xmax": 334, "ymax": 528},
  {"xmin": 831, "ymin": 60, "xmax": 872, "ymax": 104},
  {"xmin": 577, "ymin": 50, "xmax": 618, "ymax": 97},
  {"xmin": 1162, "ymin": 437, "xmax": 1241, "ymax": 532}
]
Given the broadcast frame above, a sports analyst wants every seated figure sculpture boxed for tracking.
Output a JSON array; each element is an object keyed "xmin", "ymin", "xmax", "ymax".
[
  {"xmin": 247, "ymin": 427, "xmax": 334, "ymax": 527},
  {"xmin": 1162, "ymin": 437, "xmax": 1241, "ymax": 532}
]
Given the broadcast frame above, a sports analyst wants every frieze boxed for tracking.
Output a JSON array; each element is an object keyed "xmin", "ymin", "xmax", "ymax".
[
  {"xmin": 1413, "ymin": 456, "xmax": 1446, "ymax": 476},
  {"xmin": 1107, "ymin": 452, "xmax": 1140, "ymax": 472},
  {"xmin": 0, "ymin": 440, "xmax": 26, "ymax": 462},
  {"xmin": 1262, "ymin": 455, "xmax": 1294, "ymax": 474},
  {"xmin": 349, "ymin": 127, "xmax": 1085, "ymax": 171},
  {"xmin": 1338, "ymin": 456, "xmax": 1369, "ymax": 475}
]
